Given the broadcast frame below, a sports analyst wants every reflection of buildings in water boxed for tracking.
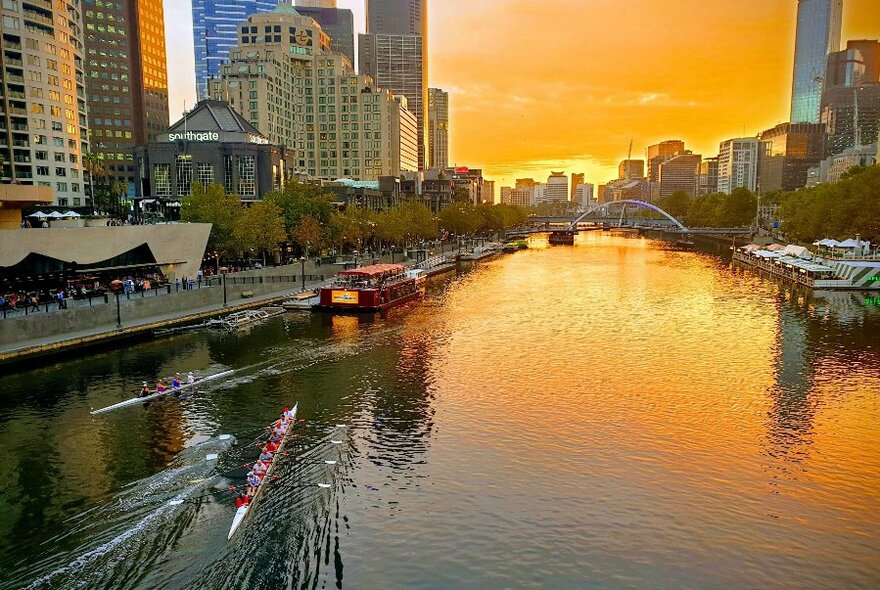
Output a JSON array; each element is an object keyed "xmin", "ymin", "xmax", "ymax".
[
  {"xmin": 765, "ymin": 296, "xmax": 817, "ymax": 478},
  {"xmin": 143, "ymin": 398, "xmax": 189, "ymax": 471},
  {"xmin": 330, "ymin": 314, "xmax": 363, "ymax": 341}
]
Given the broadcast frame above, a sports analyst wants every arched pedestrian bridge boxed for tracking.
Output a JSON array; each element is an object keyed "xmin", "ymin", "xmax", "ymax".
[{"xmin": 508, "ymin": 200, "xmax": 754, "ymax": 240}]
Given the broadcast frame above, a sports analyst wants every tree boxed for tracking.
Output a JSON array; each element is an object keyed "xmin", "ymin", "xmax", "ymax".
[
  {"xmin": 234, "ymin": 201, "xmax": 286, "ymax": 265},
  {"xmin": 718, "ymin": 187, "xmax": 757, "ymax": 227},
  {"xmin": 439, "ymin": 201, "xmax": 481, "ymax": 237},
  {"xmin": 181, "ymin": 183, "xmax": 242, "ymax": 264},
  {"xmin": 83, "ymin": 152, "xmax": 109, "ymax": 210},
  {"xmin": 264, "ymin": 180, "xmax": 335, "ymax": 232},
  {"xmin": 290, "ymin": 214, "xmax": 326, "ymax": 256},
  {"xmin": 658, "ymin": 190, "xmax": 692, "ymax": 222}
]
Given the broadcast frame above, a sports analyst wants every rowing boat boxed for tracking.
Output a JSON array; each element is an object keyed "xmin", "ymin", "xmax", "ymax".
[
  {"xmin": 89, "ymin": 370, "xmax": 235, "ymax": 415},
  {"xmin": 228, "ymin": 403, "xmax": 298, "ymax": 540}
]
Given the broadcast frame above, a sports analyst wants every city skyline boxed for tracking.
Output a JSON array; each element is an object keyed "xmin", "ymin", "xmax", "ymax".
[{"xmin": 164, "ymin": 0, "xmax": 879, "ymax": 198}]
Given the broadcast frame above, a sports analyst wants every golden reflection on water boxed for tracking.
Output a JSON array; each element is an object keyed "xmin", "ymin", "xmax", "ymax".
[{"xmin": 402, "ymin": 232, "xmax": 880, "ymax": 583}]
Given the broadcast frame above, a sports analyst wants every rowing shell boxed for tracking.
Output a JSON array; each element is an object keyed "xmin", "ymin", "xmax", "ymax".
[
  {"xmin": 228, "ymin": 402, "xmax": 298, "ymax": 540},
  {"xmin": 89, "ymin": 370, "xmax": 235, "ymax": 415}
]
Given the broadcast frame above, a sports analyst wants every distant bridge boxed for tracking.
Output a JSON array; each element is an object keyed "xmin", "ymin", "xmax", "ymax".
[{"xmin": 509, "ymin": 200, "xmax": 754, "ymax": 239}]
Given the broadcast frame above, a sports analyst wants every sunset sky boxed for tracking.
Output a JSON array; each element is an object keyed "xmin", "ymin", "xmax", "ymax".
[{"xmin": 166, "ymin": 0, "xmax": 880, "ymax": 199}]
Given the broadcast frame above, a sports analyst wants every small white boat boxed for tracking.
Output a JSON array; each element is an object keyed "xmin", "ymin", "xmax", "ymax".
[
  {"xmin": 207, "ymin": 307, "xmax": 284, "ymax": 330},
  {"xmin": 89, "ymin": 369, "xmax": 235, "ymax": 415},
  {"xmin": 228, "ymin": 403, "xmax": 298, "ymax": 540}
]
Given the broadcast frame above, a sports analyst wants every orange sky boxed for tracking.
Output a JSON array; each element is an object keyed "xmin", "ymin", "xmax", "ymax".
[
  {"xmin": 429, "ymin": 0, "xmax": 880, "ymax": 197},
  {"xmin": 166, "ymin": 1, "xmax": 879, "ymax": 200}
]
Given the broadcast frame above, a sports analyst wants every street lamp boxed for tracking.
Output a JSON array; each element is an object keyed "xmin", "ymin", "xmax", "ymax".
[{"xmin": 300, "ymin": 256, "xmax": 306, "ymax": 292}]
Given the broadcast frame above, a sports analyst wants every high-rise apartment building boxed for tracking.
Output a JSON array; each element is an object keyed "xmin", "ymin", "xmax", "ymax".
[
  {"xmin": 293, "ymin": 0, "xmax": 355, "ymax": 66},
  {"xmin": 717, "ymin": 138, "xmax": 759, "ymax": 194},
  {"xmin": 699, "ymin": 157, "xmax": 719, "ymax": 195},
  {"xmin": 428, "ymin": 88, "xmax": 448, "ymax": 169},
  {"xmin": 658, "ymin": 153, "xmax": 701, "ymax": 198},
  {"xmin": 500, "ymin": 186, "xmax": 512, "ymax": 205},
  {"xmin": 192, "ymin": 0, "xmax": 277, "ymax": 99},
  {"xmin": 361, "ymin": 0, "xmax": 428, "ymax": 169},
  {"xmin": 83, "ymin": 0, "xmax": 170, "ymax": 191},
  {"xmin": 821, "ymin": 40, "xmax": 880, "ymax": 156},
  {"xmin": 570, "ymin": 172, "xmax": 584, "ymax": 201},
  {"xmin": 618, "ymin": 159, "xmax": 644, "ymax": 180},
  {"xmin": 574, "ymin": 183, "xmax": 594, "ymax": 208},
  {"xmin": 543, "ymin": 172, "xmax": 568, "ymax": 203},
  {"xmin": 210, "ymin": 5, "xmax": 418, "ymax": 180},
  {"xmin": 647, "ymin": 140, "xmax": 685, "ymax": 182},
  {"xmin": 758, "ymin": 122, "xmax": 825, "ymax": 192},
  {"xmin": 1, "ymin": 0, "xmax": 89, "ymax": 206},
  {"xmin": 790, "ymin": 0, "xmax": 842, "ymax": 124},
  {"xmin": 481, "ymin": 180, "xmax": 494, "ymax": 204}
]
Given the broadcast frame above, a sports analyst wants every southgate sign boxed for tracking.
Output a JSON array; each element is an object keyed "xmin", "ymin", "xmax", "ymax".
[{"xmin": 163, "ymin": 131, "xmax": 270, "ymax": 145}]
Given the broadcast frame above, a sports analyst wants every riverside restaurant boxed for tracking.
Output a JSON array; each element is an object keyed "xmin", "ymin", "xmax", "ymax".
[{"xmin": 733, "ymin": 244, "xmax": 880, "ymax": 290}]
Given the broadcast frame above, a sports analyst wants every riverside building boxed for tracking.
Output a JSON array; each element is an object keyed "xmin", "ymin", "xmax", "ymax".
[
  {"xmin": 0, "ymin": 0, "xmax": 89, "ymax": 207},
  {"xmin": 208, "ymin": 5, "xmax": 418, "ymax": 180},
  {"xmin": 717, "ymin": 138, "xmax": 759, "ymax": 194},
  {"xmin": 83, "ymin": 0, "xmax": 170, "ymax": 191},
  {"xmin": 135, "ymin": 99, "xmax": 289, "ymax": 206},
  {"xmin": 360, "ymin": 0, "xmax": 428, "ymax": 169}
]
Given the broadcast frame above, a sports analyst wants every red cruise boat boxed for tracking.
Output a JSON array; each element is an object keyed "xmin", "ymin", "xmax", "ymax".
[{"xmin": 317, "ymin": 263, "xmax": 422, "ymax": 312}]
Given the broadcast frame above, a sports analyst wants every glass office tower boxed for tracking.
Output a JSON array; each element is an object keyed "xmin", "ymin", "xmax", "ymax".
[
  {"xmin": 790, "ymin": 0, "xmax": 842, "ymax": 123},
  {"xmin": 192, "ymin": 0, "xmax": 278, "ymax": 99}
]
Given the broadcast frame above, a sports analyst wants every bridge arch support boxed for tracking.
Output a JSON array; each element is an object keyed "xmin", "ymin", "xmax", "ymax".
[{"xmin": 570, "ymin": 200, "xmax": 688, "ymax": 232}]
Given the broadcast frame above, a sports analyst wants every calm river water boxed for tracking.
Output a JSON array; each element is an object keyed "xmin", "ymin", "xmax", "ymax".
[{"xmin": 1, "ymin": 233, "xmax": 878, "ymax": 589}]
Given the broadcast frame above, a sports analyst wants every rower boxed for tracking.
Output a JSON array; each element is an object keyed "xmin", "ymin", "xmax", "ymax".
[
  {"xmin": 139, "ymin": 382, "xmax": 151, "ymax": 398},
  {"xmin": 252, "ymin": 458, "xmax": 268, "ymax": 478},
  {"xmin": 171, "ymin": 374, "xmax": 181, "ymax": 389},
  {"xmin": 264, "ymin": 440, "xmax": 280, "ymax": 454},
  {"xmin": 235, "ymin": 492, "xmax": 250, "ymax": 509},
  {"xmin": 272, "ymin": 420, "xmax": 287, "ymax": 436},
  {"xmin": 259, "ymin": 448, "xmax": 274, "ymax": 463},
  {"xmin": 187, "ymin": 371, "xmax": 196, "ymax": 385},
  {"xmin": 156, "ymin": 380, "xmax": 166, "ymax": 394},
  {"xmin": 282, "ymin": 406, "xmax": 294, "ymax": 420},
  {"xmin": 246, "ymin": 471, "xmax": 261, "ymax": 496}
]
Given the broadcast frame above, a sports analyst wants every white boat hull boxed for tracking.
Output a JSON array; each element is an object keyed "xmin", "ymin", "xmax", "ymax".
[{"xmin": 90, "ymin": 369, "xmax": 235, "ymax": 415}]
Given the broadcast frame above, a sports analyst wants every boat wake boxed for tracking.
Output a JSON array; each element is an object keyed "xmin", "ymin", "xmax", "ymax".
[{"xmin": 4, "ymin": 437, "xmax": 235, "ymax": 590}]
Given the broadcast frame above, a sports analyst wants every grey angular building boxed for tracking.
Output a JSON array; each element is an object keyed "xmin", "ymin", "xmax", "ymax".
[
  {"xmin": 360, "ymin": 0, "xmax": 428, "ymax": 170},
  {"xmin": 789, "ymin": 0, "xmax": 842, "ymax": 124},
  {"xmin": 135, "ymin": 100, "xmax": 290, "ymax": 207},
  {"xmin": 293, "ymin": 0, "xmax": 355, "ymax": 66}
]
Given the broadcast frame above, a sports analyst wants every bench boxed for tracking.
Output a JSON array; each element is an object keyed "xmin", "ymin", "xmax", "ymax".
[{"xmin": 241, "ymin": 290, "xmax": 254, "ymax": 299}]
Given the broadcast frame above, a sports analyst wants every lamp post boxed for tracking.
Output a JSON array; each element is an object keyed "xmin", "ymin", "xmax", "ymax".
[
  {"xmin": 300, "ymin": 256, "xmax": 306, "ymax": 292},
  {"xmin": 222, "ymin": 271, "xmax": 227, "ymax": 307},
  {"xmin": 115, "ymin": 291, "xmax": 121, "ymax": 328}
]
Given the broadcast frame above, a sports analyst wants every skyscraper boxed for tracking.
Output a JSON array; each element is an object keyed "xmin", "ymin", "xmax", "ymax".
[
  {"xmin": 821, "ymin": 40, "xmax": 880, "ymax": 156},
  {"xmin": 192, "ymin": 0, "xmax": 277, "ymax": 99},
  {"xmin": 658, "ymin": 154, "xmax": 701, "ymax": 198},
  {"xmin": 428, "ymin": 88, "xmax": 449, "ymax": 169},
  {"xmin": 646, "ymin": 140, "xmax": 685, "ymax": 182},
  {"xmin": 0, "ymin": 0, "xmax": 89, "ymax": 206},
  {"xmin": 790, "ymin": 0, "xmax": 842, "ymax": 124},
  {"xmin": 84, "ymin": 0, "xmax": 170, "ymax": 191},
  {"xmin": 758, "ymin": 123, "xmax": 825, "ymax": 192},
  {"xmin": 361, "ymin": 0, "xmax": 428, "ymax": 169},
  {"xmin": 294, "ymin": 0, "xmax": 355, "ymax": 66},
  {"xmin": 544, "ymin": 172, "xmax": 569, "ymax": 203},
  {"xmin": 570, "ymin": 172, "xmax": 584, "ymax": 201},
  {"xmin": 618, "ymin": 160, "xmax": 645, "ymax": 180}
]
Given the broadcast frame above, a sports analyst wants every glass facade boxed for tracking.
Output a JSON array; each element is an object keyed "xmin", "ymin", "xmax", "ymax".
[
  {"xmin": 790, "ymin": 0, "xmax": 842, "ymax": 124},
  {"xmin": 191, "ymin": 0, "xmax": 277, "ymax": 98}
]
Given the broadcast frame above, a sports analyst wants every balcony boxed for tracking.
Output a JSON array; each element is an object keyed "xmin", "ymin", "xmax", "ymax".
[
  {"xmin": 2, "ymin": 41, "xmax": 22, "ymax": 51},
  {"xmin": 6, "ymin": 74, "xmax": 24, "ymax": 84},
  {"xmin": 23, "ymin": 0, "xmax": 54, "ymax": 10},
  {"xmin": 4, "ymin": 57, "xmax": 23, "ymax": 67},
  {"xmin": 23, "ymin": 11, "xmax": 54, "ymax": 27}
]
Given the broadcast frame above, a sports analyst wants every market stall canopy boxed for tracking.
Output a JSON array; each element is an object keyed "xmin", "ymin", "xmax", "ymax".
[
  {"xmin": 63, "ymin": 210, "xmax": 82, "ymax": 218},
  {"xmin": 765, "ymin": 244, "xmax": 786, "ymax": 251},
  {"xmin": 837, "ymin": 239, "xmax": 869, "ymax": 249},
  {"xmin": 813, "ymin": 238, "xmax": 842, "ymax": 247},
  {"xmin": 28, "ymin": 211, "xmax": 49, "ymax": 218},
  {"xmin": 46, "ymin": 211, "xmax": 65, "ymax": 218},
  {"xmin": 781, "ymin": 245, "xmax": 812, "ymax": 259}
]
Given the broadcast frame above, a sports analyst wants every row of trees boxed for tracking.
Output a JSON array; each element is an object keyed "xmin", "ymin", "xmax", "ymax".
[
  {"xmin": 656, "ymin": 188, "xmax": 758, "ymax": 228},
  {"xmin": 181, "ymin": 181, "xmax": 530, "ymax": 266},
  {"xmin": 771, "ymin": 165, "xmax": 880, "ymax": 243}
]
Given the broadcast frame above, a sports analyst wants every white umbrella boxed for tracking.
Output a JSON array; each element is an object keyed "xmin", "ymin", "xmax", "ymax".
[
  {"xmin": 63, "ymin": 210, "xmax": 82, "ymax": 218},
  {"xmin": 47, "ymin": 211, "xmax": 65, "ymax": 218},
  {"xmin": 838, "ymin": 239, "xmax": 860, "ymax": 248},
  {"xmin": 28, "ymin": 211, "xmax": 49, "ymax": 218}
]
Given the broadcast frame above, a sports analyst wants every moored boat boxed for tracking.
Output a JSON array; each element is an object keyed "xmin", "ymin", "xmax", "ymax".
[
  {"xmin": 90, "ymin": 369, "xmax": 235, "ymax": 415},
  {"xmin": 316, "ymin": 264, "xmax": 421, "ymax": 312},
  {"xmin": 228, "ymin": 403, "xmax": 298, "ymax": 540}
]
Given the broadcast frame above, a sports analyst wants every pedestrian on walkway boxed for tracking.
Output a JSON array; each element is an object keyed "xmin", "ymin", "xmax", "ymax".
[
  {"xmin": 188, "ymin": 277, "xmax": 195, "ymax": 290},
  {"xmin": 57, "ymin": 289, "xmax": 66, "ymax": 310},
  {"xmin": 175, "ymin": 277, "xmax": 181, "ymax": 292},
  {"xmin": 29, "ymin": 294, "xmax": 40, "ymax": 312}
]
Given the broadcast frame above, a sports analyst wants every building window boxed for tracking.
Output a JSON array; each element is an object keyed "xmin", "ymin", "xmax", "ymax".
[
  {"xmin": 197, "ymin": 162, "xmax": 214, "ymax": 187},
  {"xmin": 176, "ymin": 155, "xmax": 193, "ymax": 196},
  {"xmin": 154, "ymin": 163, "xmax": 171, "ymax": 197},
  {"xmin": 224, "ymin": 155, "xmax": 235, "ymax": 193},
  {"xmin": 238, "ymin": 156, "xmax": 256, "ymax": 198}
]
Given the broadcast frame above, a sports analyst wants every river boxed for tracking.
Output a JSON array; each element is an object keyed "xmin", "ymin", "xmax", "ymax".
[{"xmin": 1, "ymin": 232, "xmax": 878, "ymax": 589}]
